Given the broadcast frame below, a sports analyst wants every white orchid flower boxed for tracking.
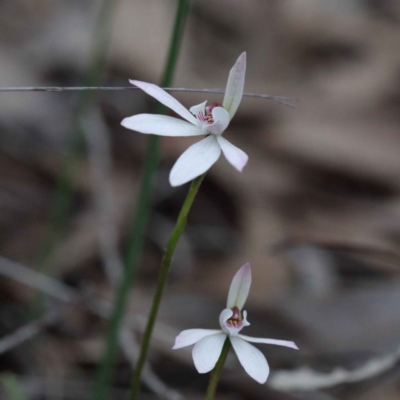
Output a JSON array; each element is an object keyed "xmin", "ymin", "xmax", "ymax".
[
  {"xmin": 121, "ymin": 52, "xmax": 249, "ymax": 187},
  {"xmin": 172, "ymin": 263, "xmax": 298, "ymax": 384}
]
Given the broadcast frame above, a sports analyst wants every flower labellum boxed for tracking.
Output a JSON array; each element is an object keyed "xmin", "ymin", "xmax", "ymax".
[
  {"xmin": 173, "ymin": 263, "xmax": 298, "ymax": 384},
  {"xmin": 121, "ymin": 52, "xmax": 249, "ymax": 187}
]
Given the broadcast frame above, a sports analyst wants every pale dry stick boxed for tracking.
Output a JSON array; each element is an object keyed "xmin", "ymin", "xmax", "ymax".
[
  {"xmin": 0, "ymin": 256, "xmax": 182, "ymax": 396},
  {"xmin": 0, "ymin": 255, "xmax": 177, "ymax": 341},
  {"xmin": 276, "ymin": 238, "xmax": 400, "ymax": 265},
  {"xmin": 0, "ymin": 309, "xmax": 58, "ymax": 355},
  {"xmin": 120, "ymin": 330, "xmax": 183, "ymax": 400},
  {"xmin": 82, "ymin": 112, "xmax": 183, "ymax": 400},
  {"xmin": 270, "ymin": 344, "xmax": 400, "ymax": 391},
  {"xmin": 0, "ymin": 256, "xmax": 75, "ymax": 303},
  {"xmin": 0, "ymin": 86, "xmax": 297, "ymax": 107}
]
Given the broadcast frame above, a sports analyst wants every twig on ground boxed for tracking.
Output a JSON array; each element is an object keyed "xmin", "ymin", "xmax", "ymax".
[
  {"xmin": 270, "ymin": 344, "xmax": 400, "ymax": 391},
  {"xmin": 0, "ymin": 256, "xmax": 75, "ymax": 302},
  {"xmin": 119, "ymin": 330, "xmax": 183, "ymax": 400},
  {"xmin": 275, "ymin": 238, "xmax": 400, "ymax": 265},
  {"xmin": 0, "ymin": 310, "xmax": 58, "ymax": 356},
  {"xmin": 0, "ymin": 255, "xmax": 176, "ymax": 340},
  {"xmin": 0, "ymin": 254, "xmax": 182, "ymax": 396}
]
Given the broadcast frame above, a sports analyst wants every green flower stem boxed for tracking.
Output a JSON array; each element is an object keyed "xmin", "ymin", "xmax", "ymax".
[
  {"xmin": 92, "ymin": 1, "xmax": 190, "ymax": 399},
  {"xmin": 130, "ymin": 173, "xmax": 205, "ymax": 399},
  {"xmin": 205, "ymin": 339, "xmax": 231, "ymax": 400}
]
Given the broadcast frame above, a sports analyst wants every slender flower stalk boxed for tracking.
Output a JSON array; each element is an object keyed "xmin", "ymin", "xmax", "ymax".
[
  {"xmin": 92, "ymin": 1, "xmax": 190, "ymax": 400},
  {"xmin": 205, "ymin": 339, "xmax": 231, "ymax": 400},
  {"xmin": 130, "ymin": 173, "xmax": 205, "ymax": 399}
]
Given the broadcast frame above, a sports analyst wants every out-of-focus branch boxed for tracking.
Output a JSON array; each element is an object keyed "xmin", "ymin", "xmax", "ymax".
[
  {"xmin": 120, "ymin": 330, "xmax": 183, "ymax": 400},
  {"xmin": 270, "ymin": 344, "xmax": 400, "ymax": 391},
  {"xmin": 0, "ymin": 254, "xmax": 177, "ymax": 370},
  {"xmin": 82, "ymin": 111, "xmax": 183, "ymax": 400},
  {"xmin": 0, "ymin": 310, "xmax": 58, "ymax": 356},
  {"xmin": 0, "ymin": 255, "xmax": 177, "ymax": 339},
  {"xmin": 0, "ymin": 256, "xmax": 75, "ymax": 303},
  {"xmin": 276, "ymin": 238, "xmax": 400, "ymax": 264}
]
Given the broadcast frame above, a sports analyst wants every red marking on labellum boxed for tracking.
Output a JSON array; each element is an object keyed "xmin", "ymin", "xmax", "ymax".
[
  {"xmin": 197, "ymin": 103, "xmax": 222, "ymax": 125},
  {"xmin": 226, "ymin": 306, "xmax": 242, "ymax": 328}
]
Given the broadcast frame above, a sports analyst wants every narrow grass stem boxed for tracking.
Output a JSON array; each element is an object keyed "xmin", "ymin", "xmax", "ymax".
[
  {"xmin": 36, "ymin": 0, "xmax": 120, "ymax": 272},
  {"xmin": 1, "ymin": 374, "xmax": 29, "ymax": 400},
  {"xmin": 31, "ymin": 0, "xmax": 120, "ymax": 322},
  {"xmin": 205, "ymin": 339, "xmax": 231, "ymax": 400},
  {"xmin": 130, "ymin": 174, "xmax": 205, "ymax": 399},
  {"xmin": 92, "ymin": 1, "xmax": 190, "ymax": 399}
]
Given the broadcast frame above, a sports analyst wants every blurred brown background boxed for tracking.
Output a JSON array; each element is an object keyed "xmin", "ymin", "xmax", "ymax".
[{"xmin": 1, "ymin": 0, "xmax": 400, "ymax": 399}]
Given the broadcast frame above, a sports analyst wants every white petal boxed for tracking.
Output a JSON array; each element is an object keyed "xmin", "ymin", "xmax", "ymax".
[
  {"xmin": 192, "ymin": 333, "xmax": 228, "ymax": 373},
  {"xmin": 189, "ymin": 101, "xmax": 207, "ymax": 119},
  {"xmin": 121, "ymin": 114, "xmax": 203, "ymax": 136},
  {"xmin": 237, "ymin": 334, "xmax": 299, "ymax": 350},
  {"xmin": 230, "ymin": 336, "xmax": 269, "ymax": 384},
  {"xmin": 130, "ymin": 80, "xmax": 197, "ymax": 125},
  {"xmin": 227, "ymin": 263, "xmax": 252, "ymax": 310},
  {"xmin": 169, "ymin": 135, "xmax": 221, "ymax": 187},
  {"xmin": 219, "ymin": 308, "xmax": 233, "ymax": 334},
  {"xmin": 217, "ymin": 136, "xmax": 249, "ymax": 172},
  {"xmin": 173, "ymin": 329, "xmax": 222, "ymax": 349},
  {"xmin": 207, "ymin": 107, "xmax": 231, "ymax": 135},
  {"xmin": 222, "ymin": 52, "xmax": 246, "ymax": 119}
]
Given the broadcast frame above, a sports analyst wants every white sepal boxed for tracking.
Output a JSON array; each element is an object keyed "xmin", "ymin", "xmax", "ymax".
[
  {"xmin": 192, "ymin": 333, "xmax": 227, "ymax": 373},
  {"xmin": 227, "ymin": 263, "xmax": 252, "ymax": 310},
  {"xmin": 121, "ymin": 114, "xmax": 202, "ymax": 136},
  {"xmin": 169, "ymin": 135, "xmax": 221, "ymax": 187},
  {"xmin": 237, "ymin": 334, "xmax": 299, "ymax": 350},
  {"xmin": 222, "ymin": 52, "xmax": 246, "ymax": 119},
  {"xmin": 130, "ymin": 80, "xmax": 197, "ymax": 125},
  {"xmin": 173, "ymin": 329, "xmax": 222, "ymax": 349},
  {"xmin": 217, "ymin": 136, "xmax": 248, "ymax": 171},
  {"xmin": 230, "ymin": 336, "xmax": 270, "ymax": 384}
]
